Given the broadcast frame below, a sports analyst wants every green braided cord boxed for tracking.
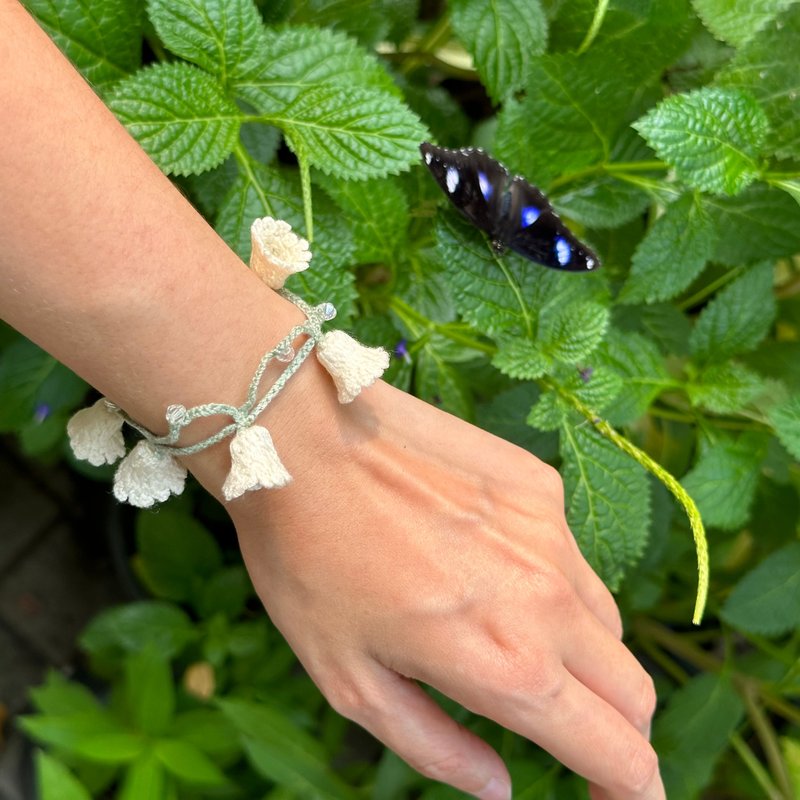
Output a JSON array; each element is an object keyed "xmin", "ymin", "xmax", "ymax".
[
  {"xmin": 549, "ymin": 381, "xmax": 709, "ymax": 625},
  {"xmin": 116, "ymin": 290, "xmax": 333, "ymax": 456}
]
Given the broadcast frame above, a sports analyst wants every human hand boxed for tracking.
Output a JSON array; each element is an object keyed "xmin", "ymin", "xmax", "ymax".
[{"xmin": 217, "ymin": 369, "xmax": 663, "ymax": 800}]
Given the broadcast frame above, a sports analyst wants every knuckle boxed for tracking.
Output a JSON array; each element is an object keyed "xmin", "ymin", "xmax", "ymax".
[
  {"xmin": 533, "ymin": 568, "xmax": 576, "ymax": 613},
  {"xmin": 631, "ymin": 674, "xmax": 658, "ymax": 730},
  {"xmin": 497, "ymin": 654, "xmax": 565, "ymax": 713},
  {"xmin": 416, "ymin": 750, "xmax": 472, "ymax": 784},
  {"xmin": 322, "ymin": 675, "xmax": 373, "ymax": 722},
  {"xmin": 537, "ymin": 463, "xmax": 564, "ymax": 500},
  {"xmin": 618, "ymin": 742, "xmax": 660, "ymax": 794}
]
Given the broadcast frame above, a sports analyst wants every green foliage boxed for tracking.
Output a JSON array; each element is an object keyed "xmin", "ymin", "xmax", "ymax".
[{"xmin": 8, "ymin": 0, "xmax": 800, "ymax": 797}]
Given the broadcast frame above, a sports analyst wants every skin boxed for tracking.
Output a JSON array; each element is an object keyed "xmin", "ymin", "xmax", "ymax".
[{"xmin": 0, "ymin": 3, "xmax": 665, "ymax": 798}]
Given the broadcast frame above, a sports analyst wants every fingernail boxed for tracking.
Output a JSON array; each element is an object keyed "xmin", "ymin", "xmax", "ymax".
[{"xmin": 476, "ymin": 776, "xmax": 512, "ymax": 800}]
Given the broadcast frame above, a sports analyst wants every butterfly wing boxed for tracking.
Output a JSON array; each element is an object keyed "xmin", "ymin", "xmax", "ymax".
[
  {"xmin": 420, "ymin": 143, "xmax": 507, "ymax": 238},
  {"xmin": 500, "ymin": 176, "xmax": 599, "ymax": 272}
]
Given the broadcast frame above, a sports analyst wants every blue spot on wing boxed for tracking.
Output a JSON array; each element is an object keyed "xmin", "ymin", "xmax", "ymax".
[
  {"xmin": 555, "ymin": 237, "xmax": 572, "ymax": 266},
  {"xmin": 478, "ymin": 171, "xmax": 493, "ymax": 200},
  {"xmin": 521, "ymin": 205, "xmax": 541, "ymax": 227}
]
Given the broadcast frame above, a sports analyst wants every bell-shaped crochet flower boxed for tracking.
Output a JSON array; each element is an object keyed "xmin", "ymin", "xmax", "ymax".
[
  {"xmin": 250, "ymin": 217, "xmax": 312, "ymax": 289},
  {"xmin": 222, "ymin": 425, "xmax": 291, "ymax": 501},
  {"xmin": 316, "ymin": 330, "xmax": 389, "ymax": 403},
  {"xmin": 67, "ymin": 398, "xmax": 126, "ymax": 466},
  {"xmin": 113, "ymin": 440, "xmax": 187, "ymax": 508}
]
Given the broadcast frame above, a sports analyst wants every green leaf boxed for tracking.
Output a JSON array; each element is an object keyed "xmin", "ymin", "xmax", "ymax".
[
  {"xmin": 125, "ymin": 645, "xmax": 175, "ymax": 736},
  {"xmin": 234, "ymin": 25, "xmax": 398, "ymax": 109},
  {"xmin": 415, "ymin": 348, "xmax": 474, "ymax": 419},
  {"xmin": 591, "ymin": 329, "xmax": 670, "ymax": 425},
  {"xmin": 218, "ymin": 699, "xmax": 358, "ymax": 799},
  {"xmin": 621, "ymin": 194, "xmax": 719, "ymax": 304},
  {"xmin": 135, "ymin": 509, "xmax": 222, "ymax": 603},
  {"xmin": 318, "ymin": 175, "xmax": 409, "ymax": 264},
  {"xmin": 495, "ymin": 49, "xmax": 635, "ymax": 185},
  {"xmin": 538, "ymin": 301, "xmax": 609, "ymax": 365},
  {"xmin": 80, "ymin": 601, "xmax": 197, "ymax": 661},
  {"xmin": 681, "ymin": 434, "xmax": 767, "ymax": 529},
  {"xmin": 706, "ymin": 184, "xmax": 800, "ymax": 265},
  {"xmin": 492, "ymin": 339, "xmax": 551, "ymax": 380},
  {"xmin": 716, "ymin": 5, "xmax": 800, "ymax": 159},
  {"xmin": 169, "ymin": 709, "xmax": 241, "ymax": 759},
  {"xmin": 30, "ymin": 672, "xmax": 103, "ymax": 716},
  {"xmin": 146, "ymin": 0, "xmax": 265, "ymax": 83},
  {"xmin": 687, "ymin": 362, "xmax": 767, "ymax": 413},
  {"xmin": 449, "ymin": 0, "xmax": 547, "ymax": 103},
  {"xmin": 24, "ymin": 0, "xmax": 142, "ymax": 91},
  {"xmin": 476, "ymin": 384, "xmax": 558, "ymax": 463},
  {"xmin": 633, "ymin": 87, "xmax": 769, "ymax": 196},
  {"xmin": 721, "ymin": 542, "xmax": 800, "ymax": 635},
  {"xmin": 784, "ymin": 738, "xmax": 800, "ymax": 797},
  {"xmin": 768, "ymin": 395, "xmax": 800, "ymax": 460},
  {"xmin": 692, "ymin": 0, "xmax": 796, "ymax": 47},
  {"xmin": 690, "ymin": 261, "xmax": 776, "ymax": 363},
  {"xmin": 0, "ymin": 339, "xmax": 58, "ymax": 431},
  {"xmin": 773, "ymin": 179, "xmax": 800, "ymax": 207},
  {"xmin": 553, "ymin": 174, "xmax": 651, "ymax": 230},
  {"xmin": 119, "ymin": 751, "xmax": 168, "ymax": 800},
  {"xmin": 108, "ymin": 62, "xmax": 241, "ymax": 176},
  {"xmin": 288, "ymin": 0, "xmax": 399, "ymax": 47},
  {"xmin": 36, "ymin": 751, "xmax": 92, "ymax": 800},
  {"xmin": 274, "ymin": 85, "xmax": 427, "ymax": 180},
  {"xmin": 654, "ymin": 672, "xmax": 745, "ymax": 799},
  {"xmin": 23, "ymin": 712, "xmax": 144, "ymax": 764},
  {"xmin": 154, "ymin": 739, "xmax": 228, "ymax": 786},
  {"xmin": 434, "ymin": 214, "xmax": 600, "ymax": 341},
  {"xmin": 560, "ymin": 424, "xmax": 651, "ymax": 589},
  {"xmin": 196, "ymin": 566, "xmax": 252, "ymax": 619},
  {"xmin": 613, "ymin": 302, "xmax": 692, "ymax": 356}
]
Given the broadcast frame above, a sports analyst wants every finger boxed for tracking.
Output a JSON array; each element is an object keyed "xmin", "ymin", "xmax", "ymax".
[
  {"xmin": 564, "ymin": 533, "xmax": 624, "ymax": 639},
  {"xmin": 459, "ymin": 666, "xmax": 663, "ymax": 800},
  {"xmin": 560, "ymin": 601, "xmax": 657, "ymax": 738},
  {"xmin": 327, "ymin": 658, "xmax": 512, "ymax": 800}
]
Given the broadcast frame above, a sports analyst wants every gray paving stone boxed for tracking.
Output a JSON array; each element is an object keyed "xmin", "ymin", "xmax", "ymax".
[
  {"xmin": 0, "ymin": 459, "xmax": 56, "ymax": 574},
  {"xmin": 0, "ymin": 523, "xmax": 123, "ymax": 666}
]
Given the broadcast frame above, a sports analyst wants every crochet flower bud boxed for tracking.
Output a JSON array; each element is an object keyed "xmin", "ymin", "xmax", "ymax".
[
  {"xmin": 316, "ymin": 330, "xmax": 389, "ymax": 403},
  {"xmin": 250, "ymin": 217, "xmax": 312, "ymax": 289},
  {"xmin": 113, "ymin": 441, "xmax": 187, "ymax": 508},
  {"xmin": 222, "ymin": 425, "xmax": 291, "ymax": 501},
  {"xmin": 67, "ymin": 398, "xmax": 125, "ymax": 466}
]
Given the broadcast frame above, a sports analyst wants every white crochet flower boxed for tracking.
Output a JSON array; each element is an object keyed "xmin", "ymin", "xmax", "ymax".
[
  {"xmin": 67, "ymin": 399, "xmax": 126, "ymax": 466},
  {"xmin": 222, "ymin": 425, "xmax": 291, "ymax": 501},
  {"xmin": 316, "ymin": 330, "xmax": 389, "ymax": 403},
  {"xmin": 113, "ymin": 440, "xmax": 187, "ymax": 508},
  {"xmin": 250, "ymin": 217, "xmax": 312, "ymax": 289}
]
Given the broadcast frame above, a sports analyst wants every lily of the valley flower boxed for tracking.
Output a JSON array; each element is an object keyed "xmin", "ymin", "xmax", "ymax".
[
  {"xmin": 222, "ymin": 425, "xmax": 291, "ymax": 501},
  {"xmin": 67, "ymin": 398, "xmax": 126, "ymax": 466},
  {"xmin": 316, "ymin": 330, "xmax": 390, "ymax": 403},
  {"xmin": 250, "ymin": 217, "xmax": 312, "ymax": 289},
  {"xmin": 113, "ymin": 440, "xmax": 187, "ymax": 508}
]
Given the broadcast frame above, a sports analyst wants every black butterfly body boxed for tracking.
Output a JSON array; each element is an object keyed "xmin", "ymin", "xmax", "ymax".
[{"xmin": 420, "ymin": 142, "xmax": 599, "ymax": 272}]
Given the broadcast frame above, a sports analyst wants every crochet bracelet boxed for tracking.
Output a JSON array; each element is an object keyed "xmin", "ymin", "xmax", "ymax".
[{"xmin": 66, "ymin": 217, "xmax": 390, "ymax": 509}]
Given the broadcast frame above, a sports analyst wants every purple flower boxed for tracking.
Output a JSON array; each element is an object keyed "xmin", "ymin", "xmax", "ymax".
[
  {"xmin": 393, "ymin": 339, "xmax": 410, "ymax": 360},
  {"xmin": 33, "ymin": 403, "xmax": 50, "ymax": 423}
]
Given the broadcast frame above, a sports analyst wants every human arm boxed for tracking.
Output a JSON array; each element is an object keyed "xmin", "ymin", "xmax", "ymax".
[{"xmin": 0, "ymin": 3, "xmax": 663, "ymax": 798}]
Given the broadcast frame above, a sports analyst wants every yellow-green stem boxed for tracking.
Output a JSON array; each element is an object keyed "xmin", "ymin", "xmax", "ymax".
[
  {"xmin": 553, "ymin": 385, "xmax": 709, "ymax": 623},
  {"xmin": 577, "ymin": 0, "xmax": 610, "ymax": 54}
]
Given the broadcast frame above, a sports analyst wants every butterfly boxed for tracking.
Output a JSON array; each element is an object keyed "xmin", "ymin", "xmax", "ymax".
[{"xmin": 420, "ymin": 142, "xmax": 599, "ymax": 272}]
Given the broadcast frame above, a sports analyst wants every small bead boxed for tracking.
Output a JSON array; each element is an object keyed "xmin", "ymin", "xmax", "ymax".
[
  {"xmin": 321, "ymin": 302, "xmax": 337, "ymax": 321},
  {"xmin": 275, "ymin": 342, "xmax": 295, "ymax": 362},
  {"xmin": 166, "ymin": 404, "xmax": 187, "ymax": 424}
]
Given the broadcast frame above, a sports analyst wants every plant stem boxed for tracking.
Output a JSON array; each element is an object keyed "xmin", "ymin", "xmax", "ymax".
[
  {"xmin": 399, "ymin": 15, "xmax": 452, "ymax": 75},
  {"xmin": 740, "ymin": 680, "xmax": 794, "ymax": 799},
  {"xmin": 677, "ymin": 264, "xmax": 747, "ymax": 311},
  {"xmin": 730, "ymin": 734, "xmax": 785, "ymax": 800},
  {"xmin": 577, "ymin": 0, "xmax": 610, "ymax": 54},
  {"xmin": 551, "ymin": 385, "xmax": 709, "ymax": 623},
  {"xmin": 232, "ymin": 140, "xmax": 273, "ymax": 217}
]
